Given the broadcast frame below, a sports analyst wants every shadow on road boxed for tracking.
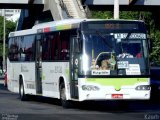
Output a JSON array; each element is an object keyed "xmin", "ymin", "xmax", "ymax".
[
  {"xmin": 21, "ymin": 95, "xmax": 160, "ymax": 113},
  {"xmin": 19, "ymin": 95, "xmax": 61, "ymax": 106}
]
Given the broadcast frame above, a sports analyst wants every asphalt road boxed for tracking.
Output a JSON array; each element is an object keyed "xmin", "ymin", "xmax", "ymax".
[{"xmin": 0, "ymin": 79, "xmax": 160, "ymax": 120}]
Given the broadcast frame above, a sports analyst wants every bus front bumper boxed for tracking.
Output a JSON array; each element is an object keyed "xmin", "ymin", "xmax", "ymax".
[
  {"xmin": 78, "ymin": 90, "xmax": 150, "ymax": 101},
  {"xmin": 78, "ymin": 78, "xmax": 150, "ymax": 101}
]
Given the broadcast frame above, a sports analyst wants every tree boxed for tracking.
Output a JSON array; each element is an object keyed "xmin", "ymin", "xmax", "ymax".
[{"xmin": 0, "ymin": 16, "xmax": 16, "ymax": 56}]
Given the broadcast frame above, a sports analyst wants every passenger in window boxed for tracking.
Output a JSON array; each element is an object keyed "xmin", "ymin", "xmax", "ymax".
[
  {"xmin": 117, "ymin": 45, "xmax": 133, "ymax": 59},
  {"xmin": 14, "ymin": 54, "xmax": 18, "ymax": 61},
  {"xmin": 135, "ymin": 46, "xmax": 142, "ymax": 58},
  {"xmin": 136, "ymin": 51, "xmax": 142, "ymax": 58},
  {"xmin": 117, "ymin": 51, "xmax": 133, "ymax": 58},
  {"xmin": 61, "ymin": 41, "xmax": 69, "ymax": 60}
]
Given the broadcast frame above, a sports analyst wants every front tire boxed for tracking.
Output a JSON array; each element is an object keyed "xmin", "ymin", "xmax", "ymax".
[
  {"xmin": 60, "ymin": 82, "xmax": 72, "ymax": 108},
  {"xmin": 19, "ymin": 81, "xmax": 27, "ymax": 101}
]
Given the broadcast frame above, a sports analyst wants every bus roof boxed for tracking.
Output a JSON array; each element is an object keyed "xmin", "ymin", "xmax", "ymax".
[
  {"xmin": 9, "ymin": 19, "xmax": 84, "ymax": 37},
  {"xmin": 9, "ymin": 19, "xmax": 144, "ymax": 37}
]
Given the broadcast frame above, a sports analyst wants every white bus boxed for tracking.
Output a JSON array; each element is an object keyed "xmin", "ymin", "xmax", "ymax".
[{"xmin": 7, "ymin": 19, "xmax": 151, "ymax": 108}]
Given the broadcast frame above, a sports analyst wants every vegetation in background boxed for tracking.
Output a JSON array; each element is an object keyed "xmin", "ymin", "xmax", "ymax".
[
  {"xmin": 92, "ymin": 11, "xmax": 160, "ymax": 65},
  {"xmin": 0, "ymin": 16, "xmax": 16, "ymax": 56}
]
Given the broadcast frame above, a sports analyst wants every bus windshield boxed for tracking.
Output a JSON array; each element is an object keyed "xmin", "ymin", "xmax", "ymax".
[{"xmin": 80, "ymin": 23, "xmax": 149, "ymax": 76}]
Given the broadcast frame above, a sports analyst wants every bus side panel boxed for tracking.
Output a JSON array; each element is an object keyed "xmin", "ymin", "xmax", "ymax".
[
  {"xmin": 21, "ymin": 62, "xmax": 36, "ymax": 95},
  {"xmin": 7, "ymin": 58, "xmax": 15, "ymax": 92},
  {"xmin": 7, "ymin": 62, "xmax": 21, "ymax": 93},
  {"xmin": 41, "ymin": 62, "xmax": 70, "ymax": 99},
  {"xmin": 7, "ymin": 61, "xmax": 36, "ymax": 95}
]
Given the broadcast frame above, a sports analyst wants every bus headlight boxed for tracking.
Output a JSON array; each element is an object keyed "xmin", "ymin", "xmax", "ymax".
[
  {"xmin": 82, "ymin": 85, "xmax": 100, "ymax": 91},
  {"xmin": 135, "ymin": 85, "xmax": 150, "ymax": 90}
]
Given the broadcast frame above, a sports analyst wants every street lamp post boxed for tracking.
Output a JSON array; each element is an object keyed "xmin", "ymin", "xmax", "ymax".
[
  {"xmin": 114, "ymin": 0, "xmax": 119, "ymax": 19},
  {"xmin": 3, "ymin": 9, "xmax": 6, "ymax": 73}
]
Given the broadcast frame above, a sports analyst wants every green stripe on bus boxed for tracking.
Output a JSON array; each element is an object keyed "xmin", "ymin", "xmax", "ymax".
[
  {"xmin": 86, "ymin": 78, "xmax": 148, "ymax": 91},
  {"xmin": 65, "ymin": 69, "xmax": 69, "ymax": 76},
  {"xmin": 56, "ymin": 25, "xmax": 71, "ymax": 30},
  {"xmin": 42, "ymin": 73, "xmax": 45, "ymax": 80}
]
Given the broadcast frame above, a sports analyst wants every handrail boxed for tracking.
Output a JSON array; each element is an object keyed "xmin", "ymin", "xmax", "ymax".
[
  {"xmin": 59, "ymin": 0, "xmax": 88, "ymax": 18},
  {"xmin": 75, "ymin": 0, "xmax": 85, "ymax": 12},
  {"xmin": 75, "ymin": 0, "xmax": 90, "ymax": 18},
  {"xmin": 59, "ymin": 0, "xmax": 72, "ymax": 18}
]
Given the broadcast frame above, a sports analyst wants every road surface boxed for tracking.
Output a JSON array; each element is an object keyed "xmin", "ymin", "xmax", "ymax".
[{"xmin": 0, "ymin": 79, "xmax": 160, "ymax": 120}]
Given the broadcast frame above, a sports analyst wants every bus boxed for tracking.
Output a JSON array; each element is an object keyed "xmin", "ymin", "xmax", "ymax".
[{"xmin": 7, "ymin": 19, "xmax": 151, "ymax": 108}]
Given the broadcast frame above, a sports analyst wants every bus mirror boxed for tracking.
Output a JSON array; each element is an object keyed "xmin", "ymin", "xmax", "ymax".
[
  {"xmin": 77, "ymin": 37, "xmax": 82, "ymax": 53},
  {"xmin": 73, "ymin": 37, "xmax": 81, "ymax": 53}
]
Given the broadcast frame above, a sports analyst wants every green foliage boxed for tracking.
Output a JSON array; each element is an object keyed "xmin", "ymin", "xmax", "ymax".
[
  {"xmin": 91, "ymin": 11, "xmax": 153, "ymax": 25},
  {"xmin": 0, "ymin": 16, "xmax": 16, "ymax": 56},
  {"xmin": 150, "ymin": 31, "xmax": 160, "ymax": 64},
  {"xmin": 91, "ymin": 11, "xmax": 160, "ymax": 65},
  {"xmin": 120, "ymin": 11, "xmax": 139, "ymax": 19},
  {"xmin": 92, "ymin": 11, "xmax": 113, "ymax": 19}
]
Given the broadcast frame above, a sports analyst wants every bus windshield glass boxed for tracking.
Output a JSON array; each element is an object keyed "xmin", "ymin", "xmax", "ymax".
[{"xmin": 80, "ymin": 21, "xmax": 149, "ymax": 76}]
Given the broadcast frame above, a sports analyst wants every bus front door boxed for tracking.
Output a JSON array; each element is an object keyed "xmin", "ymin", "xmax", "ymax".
[
  {"xmin": 70, "ymin": 36, "xmax": 79, "ymax": 99},
  {"xmin": 35, "ymin": 38, "xmax": 42, "ymax": 94}
]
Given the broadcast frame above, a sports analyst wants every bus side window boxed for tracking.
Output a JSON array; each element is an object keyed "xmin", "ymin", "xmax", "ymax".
[
  {"xmin": 8, "ymin": 38, "xmax": 15, "ymax": 61},
  {"xmin": 42, "ymin": 36, "xmax": 49, "ymax": 60},
  {"xmin": 42, "ymin": 31, "xmax": 70, "ymax": 61},
  {"xmin": 42, "ymin": 32, "xmax": 60, "ymax": 61},
  {"xmin": 60, "ymin": 31, "xmax": 70, "ymax": 60},
  {"xmin": 9, "ymin": 37, "xmax": 19, "ymax": 61},
  {"xmin": 50, "ymin": 35, "xmax": 56, "ymax": 60},
  {"xmin": 42, "ymin": 33, "xmax": 54, "ymax": 61},
  {"xmin": 61, "ymin": 40, "xmax": 69, "ymax": 60},
  {"xmin": 23, "ymin": 35, "xmax": 35, "ymax": 61},
  {"xmin": 54, "ymin": 32, "xmax": 60, "ymax": 60}
]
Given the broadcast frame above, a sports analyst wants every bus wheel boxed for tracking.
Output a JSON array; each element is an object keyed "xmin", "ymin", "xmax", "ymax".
[
  {"xmin": 19, "ymin": 81, "xmax": 27, "ymax": 101},
  {"xmin": 60, "ymin": 82, "xmax": 71, "ymax": 108}
]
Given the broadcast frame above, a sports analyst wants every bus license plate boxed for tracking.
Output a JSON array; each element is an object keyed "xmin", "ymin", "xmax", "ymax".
[{"xmin": 112, "ymin": 94, "xmax": 123, "ymax": 99}]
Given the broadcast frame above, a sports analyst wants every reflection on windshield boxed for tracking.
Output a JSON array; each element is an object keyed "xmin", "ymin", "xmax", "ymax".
[
  {"xmin": 82, "ymin": 33, "xmax": 149, "ymax": 76},
  {"xmin": 96, "ymin": 31, "xmax": 113, "ymax": 51},
  {"xmin": 83, "ymin": 34, "xmax": 116, "ymax": 71},
  {"xmin": 91, "ymin": 52, "xmax": 116, "ymax": 70},
  {"xmin": 116, "ymin": 41, "xmax": 143, "ymax": 59}
]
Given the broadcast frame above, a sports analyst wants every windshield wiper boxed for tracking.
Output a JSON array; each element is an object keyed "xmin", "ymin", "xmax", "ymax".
[{"xmin": 96, "ymin": 30, "xmax": 113, "ymax": 51}]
